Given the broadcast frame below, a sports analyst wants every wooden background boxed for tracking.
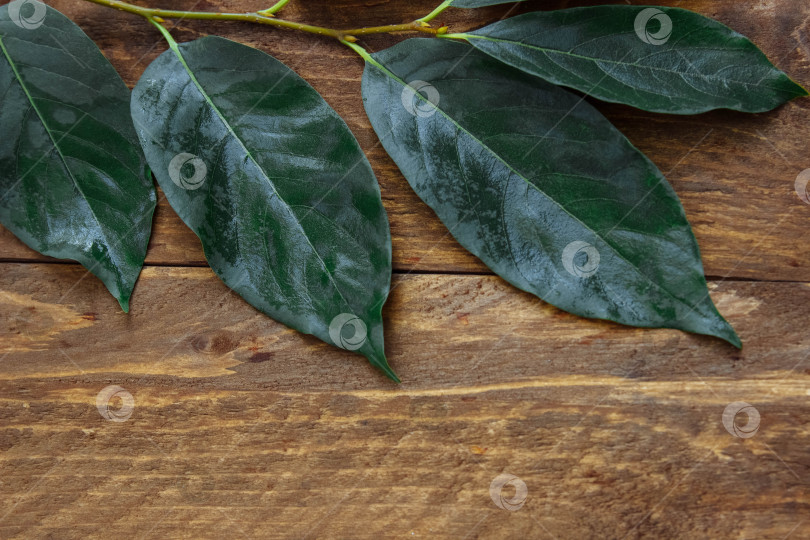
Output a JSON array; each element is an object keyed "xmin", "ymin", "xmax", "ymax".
[{"xmin": 1, "ymin": 0, "xmax": 809, "ymax": 537}]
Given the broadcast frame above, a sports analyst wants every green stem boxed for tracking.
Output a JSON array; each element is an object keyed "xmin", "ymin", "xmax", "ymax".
[
  {"xmin": 348, "ymin": 22, "xmax": 436, "ymax": 36},
  {"xmin": 418, "ymin": 0, "xmax": 454, "ymax": 23},
  {"xmin": 147, "ymin": 16, "xmax": 178, "ymax": 48},
  {"xmin": 438, "ymin": 32, "xmax": 475, "ymax": 40},
  {"xmin": 81, "ymin": 0, "xmax": 439, "ymax": 40},
  {"xmin": 341, "ymin": 40, "xmax": 384, "ymax": 70},
  {"xmin": 83, "ymin": 0, "xmax": 345, "ymax": 39},
  {"xmin": 257, "ymin": 0, "xmax": 290, "ymax": 16}
]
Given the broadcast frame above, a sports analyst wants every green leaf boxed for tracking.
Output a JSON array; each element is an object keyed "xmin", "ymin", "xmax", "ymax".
[
  {"xmin": 131, "ymin": 36, "xmax": 397, "ymax": 380},
  {"xmin": 360, "ymin": 38, "xmax": 740, "ymax": 346},
  {"xmin": 448, "ymin": 6, "xmax": 807, "ymax": 114},
  {"xmin": 0, "ymin": 3, "xmax": 156, "ymax": 311}
]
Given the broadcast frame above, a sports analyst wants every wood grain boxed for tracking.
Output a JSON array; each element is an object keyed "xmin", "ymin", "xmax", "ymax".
[
  {"xmin": 1, "ymin": 0, "xmax": 809, "ymax": 538},
  {"xmin": 1, "ymin": 264, "xmax": 809, "ymax": 538}
]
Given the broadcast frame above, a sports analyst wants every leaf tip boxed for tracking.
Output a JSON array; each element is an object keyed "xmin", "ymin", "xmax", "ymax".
[
  {"xmin": 724, "ymin": 327, "xmax": 743, "ymax": 350},
  {"xmin": 370, "ymin": 355, "xmax": 401, "ymax": 383},
  {"xmin": 712, "ymin": 318, "xmax": 741, "ymax": 349},
  {"xmin": 780, "ymin": 75, "xmax": 809, "ymax": 101},
  {"xmin": 117, "ymin": 296, "xmax": 130, "ymax": 314}
]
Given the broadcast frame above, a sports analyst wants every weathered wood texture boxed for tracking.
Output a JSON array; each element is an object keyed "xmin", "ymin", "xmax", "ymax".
[
  {"xmin": 1, "ymin": 265, "xmax": 809, "ymax": 538},
  {"xmin": 1, "ymin": 0, "xmax": 809, "ymax": 539}
]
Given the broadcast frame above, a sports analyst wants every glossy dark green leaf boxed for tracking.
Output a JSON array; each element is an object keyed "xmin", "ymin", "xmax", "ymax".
[
  {"xmin": 0, "ymin": 3, "xmax": 155, "ymax": 311},
  {"xmin": 131, "ymin": 36, "xmax": 396, "ymax": 380},
  {"xmin": 448, "ymin": 6, "xmax": 807, "ymax": 114},
  {"xmin": 361, "ymin": 38, "xmax": 739, "ymax": 346}
]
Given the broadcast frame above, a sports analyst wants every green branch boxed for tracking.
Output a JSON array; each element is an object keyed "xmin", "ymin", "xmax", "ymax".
[{"xmin": 81, "ymin": 0, "xmax": 444, "ymax": 41}]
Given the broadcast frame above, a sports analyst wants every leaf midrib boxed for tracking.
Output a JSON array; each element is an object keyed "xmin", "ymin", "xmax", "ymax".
[
  {"xmin": 461, "ymin": 33, "xmax": 796, "ymax": 93},
  {"xmin": 167, "ymin": 42, "xmax": 353, "ymax": 312},
  {"xmin": 0, "ymin": 35, "xmax": 119, "ymax": 267},
  {"xmin": 367, "ymin": 58, "xmax": 707, "ymax": 316}
]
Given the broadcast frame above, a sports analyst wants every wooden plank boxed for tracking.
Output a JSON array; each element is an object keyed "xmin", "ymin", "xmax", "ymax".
[
  {"xmin": 2, "ymin": 0, "xmax": 809, "ymax": 537},
  {"xmin": 1, "ymin": 263, "xmax": 808, "ymax": 538},
  {"xmin": 1, "ymin": 0, "xmax": 809, "ymax": 279},
  {"xmin": 1, "ymin": 262, "xmax": 807, "ymax": 388}
]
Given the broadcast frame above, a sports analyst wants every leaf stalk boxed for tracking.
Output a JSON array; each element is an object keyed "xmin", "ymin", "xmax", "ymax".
[{"xmin": 418, "ymin": 0, "xmax": 454, "ymax": 23}]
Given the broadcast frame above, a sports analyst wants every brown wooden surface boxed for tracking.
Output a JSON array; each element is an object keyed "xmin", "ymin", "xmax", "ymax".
[{"xmin": 1, "ymin": 0, "xmax": 809, "ymax": 538}]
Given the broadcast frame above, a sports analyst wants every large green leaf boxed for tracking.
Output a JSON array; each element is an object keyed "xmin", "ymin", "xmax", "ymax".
[
  {"xmin": 0, "ymin": 3, "xmax": 155, "ymax": 311},
  {"xmin": 131, "ymin": 35, "xmax": 396, "ymax": 380},
  {"xmin": 446, "ymin": 6, "xmax": 807, "ymax": 114},
  {"xmin": 360, "ymin": 38, "xmax": 739, "ymax": 346}
]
